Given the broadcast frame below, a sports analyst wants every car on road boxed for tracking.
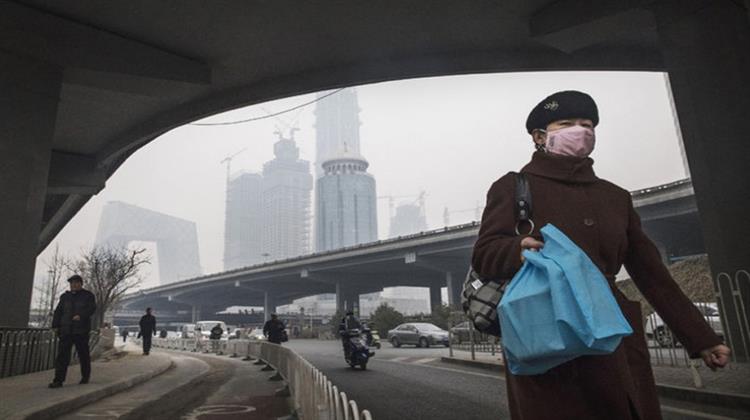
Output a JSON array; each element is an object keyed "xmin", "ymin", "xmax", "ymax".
[
  {"xmin": 246, "ymin": 327, "xmax": 266, "ymax": 340},
  {"xmin": 387, "ymin": 322, "xmax": 449, "ymax": 348},
  {"xmin": 645, "ymin": 302, "xmax": 724, "ymax": 347}
]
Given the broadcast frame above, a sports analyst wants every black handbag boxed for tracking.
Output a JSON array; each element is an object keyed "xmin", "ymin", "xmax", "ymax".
[{"xmin": 461, "ymin": 172, "xmax": 534, "ymax": 337}]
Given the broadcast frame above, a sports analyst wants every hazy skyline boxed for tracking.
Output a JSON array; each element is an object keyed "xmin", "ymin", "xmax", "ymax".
[{"xmin": 35, "ymin": 71, "xmax": 687, "ymax": 289}]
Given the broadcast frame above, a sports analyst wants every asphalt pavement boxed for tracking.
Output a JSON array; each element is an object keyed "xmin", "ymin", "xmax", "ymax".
[{"xmin": 287, "ymin": 340, "xmax": 750, "ymax": 420}]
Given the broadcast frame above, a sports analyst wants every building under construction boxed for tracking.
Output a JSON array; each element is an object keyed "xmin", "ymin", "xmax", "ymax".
[{"xmin": 223, "ymin": 133, "xmax": 313, "ymax": 270}]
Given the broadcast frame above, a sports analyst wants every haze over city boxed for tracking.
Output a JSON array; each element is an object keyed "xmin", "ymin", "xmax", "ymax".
[{"xmin": 35, "ymin": 71, "xmax": 687, "ymax": 289}]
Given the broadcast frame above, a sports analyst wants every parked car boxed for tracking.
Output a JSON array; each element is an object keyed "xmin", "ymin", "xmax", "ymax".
[
  {"xmin": 387, "ymin": 322, "xmax": 449, "ymax": 348},
  {"xmin": 645, "ymin": 302, "xmax": 724, "ymax": 347}
]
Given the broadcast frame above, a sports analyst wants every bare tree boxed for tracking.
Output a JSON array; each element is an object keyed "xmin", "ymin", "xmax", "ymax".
[
  {"xmin": 35, "ymin": 245, "xmax": 68, "ymax": 328},
  {"xmin": 70, "ymin": 246, "xmax": 150, "ymax": 328}
]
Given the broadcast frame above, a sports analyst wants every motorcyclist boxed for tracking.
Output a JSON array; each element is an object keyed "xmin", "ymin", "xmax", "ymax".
[{"xmin": 339, "ymin": 310, "xmax": 361, "ymax": 359}]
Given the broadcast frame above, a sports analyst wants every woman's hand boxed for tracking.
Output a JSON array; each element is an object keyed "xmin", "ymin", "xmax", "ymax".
[
  {"xmin": 520, "ymin": 237, "xmax": 544, "ymax": 263},
  {"xmin": 700, "ymin": 344, "xmax": 731, "ymax": 371}
]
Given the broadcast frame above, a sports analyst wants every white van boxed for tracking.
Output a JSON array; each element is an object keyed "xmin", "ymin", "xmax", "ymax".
[{"xmin": 195, "ymin": 321, "xmax": 228, "ymax": 339}]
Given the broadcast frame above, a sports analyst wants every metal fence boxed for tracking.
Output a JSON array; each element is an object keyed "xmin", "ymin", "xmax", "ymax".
[
  {"xmin": 0, "ymin": 328, "xmax": 100, "ymax": 378},
  {"xmin": 152, "ymin": 338, "xmax": 373, "ymax": 420}
]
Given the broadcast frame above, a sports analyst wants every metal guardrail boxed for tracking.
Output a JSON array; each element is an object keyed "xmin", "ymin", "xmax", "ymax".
[
  {"xmin": 152, "ymin": 338, "xmax": 373, "ymax": 420},
  {"xmin": 0, "ymin": 328, "xmax": 100, "ymax": 378}
]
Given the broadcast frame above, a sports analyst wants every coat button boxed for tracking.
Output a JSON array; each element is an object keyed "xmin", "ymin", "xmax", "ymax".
[{"xmin": 584, "ymin": 218, "xmax": 595, "ymax": 226}]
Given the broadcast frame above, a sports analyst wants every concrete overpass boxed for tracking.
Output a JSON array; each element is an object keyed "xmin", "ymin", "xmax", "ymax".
[
  {"xmin": 2, "ymin": 0, "xmax": 748, "ymax": 359},
  {"xmin": 121, "ymin": 177, "xmax": 705, "ymax": 320}
]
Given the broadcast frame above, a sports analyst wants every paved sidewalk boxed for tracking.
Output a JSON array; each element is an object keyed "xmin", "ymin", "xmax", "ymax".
[
  {"xmin": 443, "ymin": 350, "xmax": 750, "ymax": 410},
  {"xmin": 0, "ymin": 342, "xmax": 172, "ymax": 420}
]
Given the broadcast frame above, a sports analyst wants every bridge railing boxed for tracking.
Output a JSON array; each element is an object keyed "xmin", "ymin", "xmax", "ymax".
[
  {"xmin": 0, "ymin": 328, "xmax": 100, "ymax": 378},
  {"xmin": 152, "ymin": 338, "xmax": 372, "ymax": 420}
]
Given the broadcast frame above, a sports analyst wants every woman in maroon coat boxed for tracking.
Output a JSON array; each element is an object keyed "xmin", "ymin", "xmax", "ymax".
[{"xmin": 472, "ymin": 91, "xmax": 730, "ymax": 420}]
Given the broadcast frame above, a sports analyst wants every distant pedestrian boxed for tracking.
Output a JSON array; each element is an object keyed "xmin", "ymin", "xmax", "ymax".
[
  {"xmin": 138, "ymin": 308, "xmax": 157, "ymax": 355},
  {"xmin": 263, "ymin": 314, "xmax": 286, "ymax": 344},
  {"xmin": 49, "ymin": 275, "xmax": 97, "ymax": 388},
  {"xmin": 209, "ymin": 323, "xmax": 223, "ymax": 352},
  {"xmin": 472, "ymin": 90, "xmax": 731, "ymax": 419},
  {"xmin": 121, "ymin": 327, "xmax": 128, "ymax": 343}
]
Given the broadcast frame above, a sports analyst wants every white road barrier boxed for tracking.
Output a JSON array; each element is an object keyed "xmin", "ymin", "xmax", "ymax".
[{"xmin": 152, "ymin": 338, "xmax": 372, "ymax": 420}]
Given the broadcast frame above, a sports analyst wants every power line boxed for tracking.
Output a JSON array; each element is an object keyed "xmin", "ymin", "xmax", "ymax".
[{"xmin": 189, "ymin": 88, "xmax": 345, "ymax": 127}]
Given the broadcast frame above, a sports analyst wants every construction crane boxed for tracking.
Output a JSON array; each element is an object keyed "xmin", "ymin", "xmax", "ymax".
[
  {"xmin": 219, "ymin": 148, "xmax": 247, "ymax": 184},
  {"xmin": 443, "ymin": 202, "xmax": 484, "ymax": 226},
  {"xmin": 377, "ymin": 191, "xmax": 427, "ymax": 220}
]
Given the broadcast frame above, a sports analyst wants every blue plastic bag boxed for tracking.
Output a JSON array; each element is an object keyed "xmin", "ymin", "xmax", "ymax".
[{"xmin": 498, "ymin": 224, "xmax": 633, "ymax": 375}]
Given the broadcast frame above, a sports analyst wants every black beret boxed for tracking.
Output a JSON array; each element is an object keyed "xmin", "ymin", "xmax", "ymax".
[
  {"xmin": 67, "ymin": 274, "xmax": 83, "ymax": 283},
  {"xmin": 525, "ymin": 90, "xmax": 599, "ymax": 133}
]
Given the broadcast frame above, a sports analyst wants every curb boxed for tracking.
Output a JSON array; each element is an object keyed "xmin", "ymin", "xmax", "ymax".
[
  {"xmin": 440, "ymin": 357, "xmax": 750, "ymax": 411},
  {"xmin": 441, "ymin": 356, "xmax": 504, "ymax": 372},
  {"xmin": 655, "ymin": 384, "xmax": 750, "ymax": 412},
  {"xmin": 16, "ymin": 355, "xmax": 174, "ymax": 420}
]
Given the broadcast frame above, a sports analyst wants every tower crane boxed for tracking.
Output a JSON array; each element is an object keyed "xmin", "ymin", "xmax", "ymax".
[
  {"xmin": 377, "ymin": 191, "xmax": 427, "ymax": 220},
  {"xmin": 219, "ymin": 148, "xmax": 247, "ymax": 184},
  {"xmin": 443, "ymin": 201, "xmax": 484, "ymax": 226}
]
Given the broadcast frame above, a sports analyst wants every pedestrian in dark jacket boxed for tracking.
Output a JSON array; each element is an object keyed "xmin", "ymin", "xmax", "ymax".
[
  {"xmin": 263, "ymin": 314, "xmax": 286, "ymax": 344},
  {"xmin": 138, "ymin": 308, "xmax": 157, "ymax": 355},
  {"xmin": 209, "ymin": 324, "xmax": 223, "ymax": 340},
  {"xmin": 472, "ymin": 90, "xmax": 731, "ymax": 420},
  {"xmin": 120, "ymin": 327, "xmax": 128, "ymax": 343},
  {"xmin": 49, "ymin": 274, "xmax": 96, "ymax": 388}
]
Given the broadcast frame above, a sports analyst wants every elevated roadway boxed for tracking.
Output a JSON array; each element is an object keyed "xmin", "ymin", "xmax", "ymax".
[{"xmin": 121, "ymin": 178, "xmax": 704, "ymax": 319}]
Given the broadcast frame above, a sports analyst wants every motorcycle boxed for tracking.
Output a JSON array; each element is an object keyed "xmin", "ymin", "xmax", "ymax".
[
  {"xmin": 362, "ymin": 326, "xmax": 381, "ymax": 349},
  {"xmin": 342, "ymin": 328, "xmax": 374, "ymax": 370}
]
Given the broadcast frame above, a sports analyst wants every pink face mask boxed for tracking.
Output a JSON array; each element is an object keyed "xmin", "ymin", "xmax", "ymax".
[{"xmin": 544, "ymin": 125, "xmax": 596, "ymax": 157}]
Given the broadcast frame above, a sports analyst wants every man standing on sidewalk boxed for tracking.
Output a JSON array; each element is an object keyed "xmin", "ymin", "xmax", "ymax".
[
  {"xmin": 138, "ymin": 308, "xmax": 157, "ymax": 355},
  {"xmin": 49, "ymin": 275, "xmax": 97, "ymax": 388},
  {"xmin": 263, "ymin": 314, "xmax": 286, "ymax": 344}
]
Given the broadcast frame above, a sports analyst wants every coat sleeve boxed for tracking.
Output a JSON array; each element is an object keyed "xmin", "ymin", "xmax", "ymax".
[
  {"xmin": 152, "ymin": 317, "xmax": 157, "ymax": 335},
  {"xmin": 623, "ymin": 196, "xmax": 722, "ymax": 358},
  {"xmin": 52, "ymin": 295, "xmax": 64, "ymax": 329},
  {"xmin": 472, "ymin": 175, "xmax": 525, "ymax": 280},
  {"xmin": 84, "ymin": 291, "xmax": 97, "ymax": 318}
]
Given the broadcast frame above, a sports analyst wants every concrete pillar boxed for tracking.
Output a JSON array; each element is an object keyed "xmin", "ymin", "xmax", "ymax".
[
  {"xmin": 264, "ymin": 292, "xmax": 276, "ymax": 322},
  {"xmin": 656, "ymin": 2, "xmax": 750, "ymax": 360},
  {"xmin": 191, "ymin": 305, "xmax": 200, "ymax": 323},
  {"xmin": 429, "ymin": 286, "xmax": 443, "ymax": 313},
  {"xmin": 446, "ymin": 272, "xmax": 462, "ymax": 308},
  {"xmin": 0, "ymin": 53, "xmax": 62, "ymax": 327},
  {"xmin": 335, "ymin": 282, "xmax": 359, "ymax": 315}
]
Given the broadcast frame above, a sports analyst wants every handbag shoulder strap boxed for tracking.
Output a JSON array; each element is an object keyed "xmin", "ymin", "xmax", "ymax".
[{"xmin": 511, "ymin": 172, "xmax": 534, "ymax": 235}]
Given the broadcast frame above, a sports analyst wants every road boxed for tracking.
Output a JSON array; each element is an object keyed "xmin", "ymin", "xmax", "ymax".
[{"xmin": 287, "ymin": 340, "xmax": 749, "ymax": 420}]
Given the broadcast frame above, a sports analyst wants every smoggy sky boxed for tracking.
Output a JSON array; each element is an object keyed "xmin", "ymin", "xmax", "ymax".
[{"xmin": 35, "ymin": 71, "xmax": 688, "ymax": 289}]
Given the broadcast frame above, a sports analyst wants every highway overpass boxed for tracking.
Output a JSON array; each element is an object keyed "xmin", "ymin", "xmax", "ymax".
[{"xmin": 120, "ymin": 177, "xmax": 705, "ymax": 320}]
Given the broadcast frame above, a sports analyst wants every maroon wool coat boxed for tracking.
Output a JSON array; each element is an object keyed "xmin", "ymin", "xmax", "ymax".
[{"xmin": 472, "ymin": 152, "xmax": 722, "ymax": 420}]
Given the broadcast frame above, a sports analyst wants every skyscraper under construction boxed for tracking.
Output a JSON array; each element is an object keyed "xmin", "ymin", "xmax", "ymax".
[
  {"xmin": 262, "ymin": 133, "xmax": 313, "ymax": 259},
  {"xmin": 223, "ymin": 132, "xmax": 312, "ymax": 270}
]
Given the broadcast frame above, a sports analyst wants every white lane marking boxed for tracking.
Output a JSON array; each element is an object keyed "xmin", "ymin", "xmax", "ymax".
[
  {"xmin": 660, "ymin": 405, "xmax": 738, "ymax": 420},
  {"xmin": 377, "ymin": 357, "xmax": 504, "ymax": 380},
  {"xmin": 413, "ymin": 358, "xmax": 438, "ymax": 364},
  {"xmin": 389, "ymin": 356, "xmax": 409, "ymax": 362}
]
